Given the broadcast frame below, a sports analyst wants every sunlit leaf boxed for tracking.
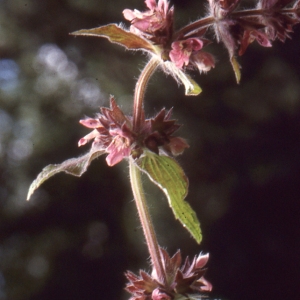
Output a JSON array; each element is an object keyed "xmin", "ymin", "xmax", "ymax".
[
  {"xmin": 136, "ymin": 152, "xmax": 202, "ymax": 243},
  {"xmin": 71, "ymin": 24, "xmax": 154, "ymax": 52},
  {"xmin": 164, "ymin": 61, "xmax": 202, "ymax": 96},
  {"xmin": 230, "ymin": 56, "xmax": 241, "ymax": 84},
  {"xmin": 183, "ymin": 75, "xmax": 202, "ymax": 96},
  {"xmin": 27, "ymin": 147, "xmax": 105, "ymax": 201}
]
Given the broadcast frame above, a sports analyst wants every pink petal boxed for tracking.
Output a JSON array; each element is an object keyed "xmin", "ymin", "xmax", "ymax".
[
  {"xmin": 186, "ymin": 38, "xmax": 203, "ymax": 51},
  {"xmin": 239, "ymin": 30, "xmax": 272, "ymax": 56},
  {"xmin": 169, "ymin": 50, "xmax": 187, "ymax": 68},
  {"xmin": 192, "ymin": 51, "xmax": 215, "ymax": 73},
  {"xmin": 106, "ymin": 137, "xmax": 131, "ymax": 166},
  {"xmin": 122, "ymin": 9, "xmax": 137, "ymax": 21},
  {"xmin": 79, "ymin": 118, "xmax": 102, "ymax": 129},
  {"xmin": 196, "ymin": 253, "xmax": 209, "ymax": 269},
  {"xmin": 106, "ymin": 151, "xmax": 124, "ymax": 166},
  {"xmin": 170, "ymin": 41, "xmax": 190, "ymax": 68},
  {"xmin": 171, "ymin": 40, "xmax": 182, "ymax": 51},
  {"xmin": 132, "ymin": 17, "xmax": 153, "ymax": 32},
  {"xmin": 145, "ymin": 0, "xmax": 157, "ymax": 10},
  {"xmin": 152, "ymin": 288, "xmax": 172, "ymax": 300},
  {"xmin": 168, "ymin": 137, "xmax": 189, "ymax": 156},
  {"xmin": 78, "ymin": 129, "xmax": 99, "ymax": 147},
  {"xmin": 253, "ymin": 31, "xmax": 272, "ymax": 47},
  {"xmin": 170, "ymin": 38, "xmax": 204, "ymax": 68},
  {"xmin": 199, "ymin": 277, "xmax": 213, "ymax": 292},
  {"xmin": 78, "ymin": 138, "xmax": 87, "ymax": 147},
  {"xmin": 158, "ymin": 0, "xmax": 169, "ymax": 15}
]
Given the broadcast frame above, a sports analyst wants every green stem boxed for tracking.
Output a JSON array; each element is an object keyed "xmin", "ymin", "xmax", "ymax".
[
  {"xmin": 133, "ymin": 57, "xmax": 160, "ymax": 132},
  {"xmin": 129, "ymin": 159, "xmax": 167, "ymax": 284}
]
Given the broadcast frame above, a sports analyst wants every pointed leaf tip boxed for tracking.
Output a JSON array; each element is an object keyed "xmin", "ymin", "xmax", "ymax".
[
  {"xmin": 136, "ymin": 153, "xmax": 202, "ymax": 244},
  {"xmin": 185, "ymin": 75, "xmax": 202, "ymax": 96},
  {"xmin": 231, "ymin": 56, "xmax": 241, "ymax": 84},
  {"xmin": 70, "ymin": 24, "xmax": 154, "ymax": 52},
  {"xmin": 27, "ymin": 149, "xmax": 104, "ymax": 201},
  {"xmin": 164, "ymin": 61, "xmax": 202, "ymax": 96}
]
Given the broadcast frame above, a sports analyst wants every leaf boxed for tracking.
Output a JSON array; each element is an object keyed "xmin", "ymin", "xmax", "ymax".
[
  {"xmin": 164, "ymin": 61, "xmax": 202, "ymax": 96},
  {"xmin": 27, "ymin": 147, "xmax": 105, "ymax": 201},
  {"xmin": 71, "ymin": 24, "xmax": 154, "ymax": 52},
  {"xmin": 136, "ymin": 153, "xmax": 202, "ymax": 244},
  {"xmin": 184, "ymin": 75, "xmax": 202, "ymax": 96},
  {"xmin": 230, "ymin": 56, "xmax": 241, "ymax": 84}
]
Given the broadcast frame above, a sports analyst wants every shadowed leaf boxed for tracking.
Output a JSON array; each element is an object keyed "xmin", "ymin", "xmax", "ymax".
[
  {"xmin": 27, "ymin": 148, "xmax": 105, "ymax": 201},
  {"xmin": 71, "ymin": 24, "xmax": 154, "ymax": 52},
  {"xmin": 231, "ymin": 56, "xmax": 241, "ymax": 83},
  {"xmin": 137, "ymin": 152, "xmax": 202, "ymax": 243}
]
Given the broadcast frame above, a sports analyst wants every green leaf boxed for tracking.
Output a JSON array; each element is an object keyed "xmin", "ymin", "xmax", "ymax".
[
  {"xmin": 230, "ymin": 56, "xmax": 241, "ymax": 84},
  {"xmin": 27, "ymin": 147, "xmax": 105, "ymax": 201},
  {"xmin": 136, "ymin": 153, "xmax": 202, "ymax": 244},
  {"xmin": 71, "ymin": 24, "xmax": 154, "ymax": 52},
  {"xmin": 184, "ymin": 75, "xmax": 202, "ymax": 96},
  {"xmin": 164, "ymin": 61, "xmax": 202, "ymax": 96}
]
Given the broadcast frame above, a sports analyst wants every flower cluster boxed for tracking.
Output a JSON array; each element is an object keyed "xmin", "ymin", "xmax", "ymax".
[
  {"xmin": 126, "ymin": 248, "xmax": 212, "ymax": 300},
  {"xmin": 123, "ymin": 0, "xmax": 174, "ymax": 45},
  {"xmin": 28, "ymin": 3, "xmax": 300, "ymax": 300},
  {"xmin": 78, "ymin": 96, "xmax": 189, "ymax": 166},
  {"xmin": 209, "ymin": 0, "xmax": 300, "ymax": 58},
  {"xmin": 123, "ymin": 0, "xmax": 215, "ymax": 74},
  {"xmin": 123, "ymin": 0, "xmax": 300, "ymax": 80}
]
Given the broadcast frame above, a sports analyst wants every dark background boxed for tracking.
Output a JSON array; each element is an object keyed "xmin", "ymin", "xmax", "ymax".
[{"xmin": 0, "ymin": 0, "xmax": 300, "ymax": 299}]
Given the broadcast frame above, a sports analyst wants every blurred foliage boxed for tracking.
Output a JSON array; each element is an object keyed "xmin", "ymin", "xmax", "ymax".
[{"xmin": 0, "ymin": 0, "xmax": 300, "ymax": 299}]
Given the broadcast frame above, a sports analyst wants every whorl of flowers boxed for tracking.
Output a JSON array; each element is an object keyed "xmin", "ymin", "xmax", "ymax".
[
  {"xmin": 123, "ymin": 0, "xmax": 215, "ymax": 74},
  {"xmin": 28, "ymin": 3, "xmax": 300, "ymax": 300},
  {"xmin": 208, "ymin": 0, "xmax": 300, "ymax": 57},
  {"xmin": 125, "ymin": 247, "xmax": 212, "ymax": 300},
  {"xmin": 122, "ymin": 0, "xmax": 300, "ymax": 79},
  {"xmin": 79, "ymin": 96, "xmax": 189, "ymax": 166}
]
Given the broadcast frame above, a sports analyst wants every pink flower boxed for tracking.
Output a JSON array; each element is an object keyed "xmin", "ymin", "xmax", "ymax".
[
  {"xmin": 79, "ymin": 97, "xmax": 189, "ymax": 166},
  {"xmin": 123, "ymin": 0, "xmax": 174, "ymax": 44},
  {"xmin": 122, "ymin": 0, "xmax": 215, "ymax": 87},
  {"xmin": 169, "ymin": 38, "xmax": 203, "ymax": 68},
  {"xmin": 106, "ymin": 135, "xmax": 131, "ymax": 166},
  {"xmin": 152, "ymin": 289, "xmax": 172, "ymax": 300},
  {"xmin": 239, "ymin": 29, "xmax": 272, "ymax": 55},
  {"xmin": 191, "ymin": 51, "xmax": 215, "ymax": 73},
  {"xmin": 79, "ymin": 96, "xmax": 133, "ymax": 166}
]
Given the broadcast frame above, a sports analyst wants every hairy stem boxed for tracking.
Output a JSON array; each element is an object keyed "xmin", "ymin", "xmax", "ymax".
[
  {"xmin": 129, "ymin": 159, "xmax": 167, "ymax": 284},
  {"xmin": 133, "ymin": 57, "xmax": 160, "ymax": 132},
  {"xmin": 174, "ymin": 16, "xmax": 214, "ymax": 39},
  {"xmin": 175, "ymin": 8, "xmax": 297, "ymax": 38}
]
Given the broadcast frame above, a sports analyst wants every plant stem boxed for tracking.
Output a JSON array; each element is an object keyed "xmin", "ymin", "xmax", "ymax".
[
  {"xmin": 174, "ymin": 16, "xmax": 214, "ymax": 39},
  {"xmin": 129, "ymin": 159, "xmax": 167, "ymax": 284},
  {"xmin": 175, "ymin": 8, "xmax": 297, "ymax": 38},
  {"xmin": 133, "ymin": 57, "xmax": 160, "ymax": 132}
]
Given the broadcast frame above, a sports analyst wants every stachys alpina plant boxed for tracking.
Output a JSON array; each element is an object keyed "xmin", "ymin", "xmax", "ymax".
[{"xmin": 27, "ymin": 0, "xmax": 299, "ymax": 299}]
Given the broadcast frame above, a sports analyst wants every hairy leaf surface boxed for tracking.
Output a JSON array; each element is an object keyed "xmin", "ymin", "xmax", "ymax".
[
  {"xmin": 71, "ymin": 24, "xmax": 154, "ymax": 52},
  {"xmin": 27, "ymin": 148, "xmax": 105, "ymax": 201},
  {"xmin": 137, "ymin": 153, "xmax": 202, "ymax": 243}
]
